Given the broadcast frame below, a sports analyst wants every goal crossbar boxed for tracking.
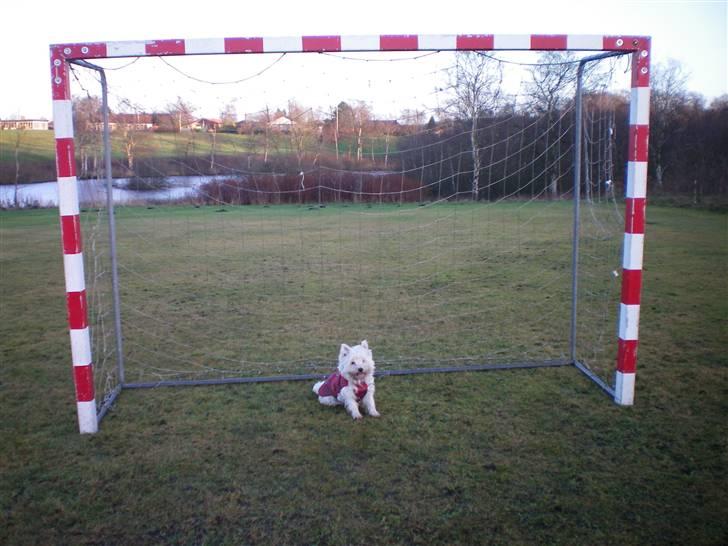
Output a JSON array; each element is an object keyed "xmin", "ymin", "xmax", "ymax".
[{"xmin": 50, "ymin": 33, "xmax": 651, "ymax": 433}]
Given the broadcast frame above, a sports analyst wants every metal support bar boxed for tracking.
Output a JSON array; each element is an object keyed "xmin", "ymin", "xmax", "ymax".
[
  {"xmin": 569, "ymin": 51, "xmax": 630, "ymax": 364},
  {"xmin": 69, "ymin": 60, "xmax": 126, "ymax": 391},
  {"xmin": 377, "ymin": 359, "xmax": 572, "ymax": 376},
  {"xmin": 574, "ymin": 360, "xmax": 615, "ymax": 398},
  {"xmin": 97, "ymin": 384, "xmax": 122, "ymax": 423},
  {"xmin": 122, "ymin": 359, "xmax": 573, "ymax": 389},
  {"xmin": 569, "ymin": 63, "xmax": 585, "ymax": 362}
]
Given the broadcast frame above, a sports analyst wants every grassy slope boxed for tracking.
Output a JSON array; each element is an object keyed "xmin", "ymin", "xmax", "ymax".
[
  {"xmin": 0, "ymin": 131, "xmax": 57, "ymax": 183},
  {"xmin": 0, "ymin": 131, "xmax": 270, "ymax": 183},
  {"xmin": 0, "ymin": 205, "xmax": 726, "ymax": 545},
  {"xmin": 0, "ymin": 131, "xmax": 395, "ymax": 184}
]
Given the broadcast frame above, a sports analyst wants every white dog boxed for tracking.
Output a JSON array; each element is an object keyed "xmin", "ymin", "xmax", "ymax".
[{"xmin": 313, "ymin": 340, "xmax": 380, "ymax": 420}]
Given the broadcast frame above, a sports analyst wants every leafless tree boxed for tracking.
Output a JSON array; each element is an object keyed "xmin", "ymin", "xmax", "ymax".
[
  {"xmin": 73, "ymin": 96, "xmax": 103, "ymax": 179},
  {"xmin": 116, "ymin": 99, "xmax": 150, "ymax": 174},
  {"xmin": 444, "ymin": 52, "xmax": 503, "ymax": 200},
  {"xmin": 166, "ymin": 97, "xmax": 197, "ymax": 167},
  {"xmin": 400, "ymin": 108, "xmax": 428, "ymax": 126},
  {"xmin": 526, "ymin": 52, "xmax": 616, "ymax": 198},
  {"xmin": 332, "ymin": 103, "xmax": 341, "ymax": 161},
  {"xmin": 382, "ymin": 122, "xmax": 395, "ymax": 170},
  {"xmin": 13, "ymin": 129, "xmax": 25, "ymax": 207},
  {"xmin": 334, "ymin": 102, "xmax": 356, "ymax": 159},
  {"xmin": 167, "ymin": 97, "xmax": 197, "ymax": 133},
  {"xmin": 525, "ymin": 52, "xmax": 580, "ymax": 198},
  {"xmin": 650, "ymin": 59, "xmax": 690, "ymax": 189},
  {"xmin": 220, "ymin": 102, "xmax": 237, "ymax": 129},
  {"xmin": 209, "ymin": 127, "xmax": 217, "ymax": 173},
  {"xmin": 525, "ymin": 52, "xmax": 579, "ymax": 115},
  {"xmin": 260, "ymin": 107, "xmax": 273, "ymax": 164},
  {"xmin": 351, "ymin": 101, "xmax": 372, "ymax": 163},
  {"xmin": 287, "ymin": 100, "xmax": 319, "ymax": 170},
  {"xmin": 330, "ymin": 101, "xmax": 354, "ymax": 161}
]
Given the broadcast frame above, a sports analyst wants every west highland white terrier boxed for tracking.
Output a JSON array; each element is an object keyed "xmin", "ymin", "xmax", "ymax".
[{"xmin": 313, "ymin": 340, "xmax": 380, "ymax": 420}]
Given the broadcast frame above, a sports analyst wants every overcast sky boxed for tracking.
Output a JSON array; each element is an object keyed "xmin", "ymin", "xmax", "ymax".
[{"xmin": 1, "ymin": 0, "xmax": 725, "ymax": 119}]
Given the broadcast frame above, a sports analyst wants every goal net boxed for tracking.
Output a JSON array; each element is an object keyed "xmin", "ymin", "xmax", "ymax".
[{"xmin": 54, "ymin": 35, "xmax": 649, "ymax": 430}]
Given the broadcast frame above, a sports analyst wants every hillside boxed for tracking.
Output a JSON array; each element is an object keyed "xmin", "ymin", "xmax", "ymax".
[{"xmin": 0, "ymin": 130, "xmax": 396, "ymax": 184}]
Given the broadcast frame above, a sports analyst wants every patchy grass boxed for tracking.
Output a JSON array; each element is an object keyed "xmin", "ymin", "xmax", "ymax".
[
  {"xmin": 92, "ymin": 201, "xmax": 582, "ymax": 381},
  {"xmin": 0, "ymin": 204, "xmax": 726, "ymax": 545},
  {"xmin": 0, "ymin": 131, "xmax": 401, "ymax": 184},
  {"xmin": 0, "ymin": 131, "xmax": 57, "ymax": 183}
]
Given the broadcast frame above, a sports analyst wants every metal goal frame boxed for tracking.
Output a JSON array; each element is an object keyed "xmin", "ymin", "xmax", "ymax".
[{"xmin": 49, "ymin": 33, "xmax": 651, "ymax": 433}]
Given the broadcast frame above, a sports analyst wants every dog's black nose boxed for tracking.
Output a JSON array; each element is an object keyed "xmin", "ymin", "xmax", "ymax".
[{"xmin": 358, "ymin": 367, "xmax": 364, "ymax": 373}]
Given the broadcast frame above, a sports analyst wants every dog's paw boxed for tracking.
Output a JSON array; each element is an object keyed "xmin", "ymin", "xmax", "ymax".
[
  {"xmin": 351, "ymin": 412, "xmax": 363, "ymax": 420},
  {"xmin": 369, "ymin": 410, "xmax": 381, "ymax": 417}
]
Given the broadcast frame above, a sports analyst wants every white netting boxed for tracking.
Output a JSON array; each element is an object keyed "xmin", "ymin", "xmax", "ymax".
[{"xmin": 68, "ymin": 49, "xmax": 632, "ymax": 402}]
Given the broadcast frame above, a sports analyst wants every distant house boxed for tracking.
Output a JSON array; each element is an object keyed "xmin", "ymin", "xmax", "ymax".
[
  {"xmin": 235, "ymin": 120, "xmax": 255, "ymax": 134},
  {"xmin": 151, "ymin": 113, "xmax": 198, "ymax": 132},
  {"xmin": 105, "ymin": 113, "xmax": 154, "ymax": 131},
  {"xmin": 269, "ymin": 116, "xmax": 294, "ymax": 132},
  {"xmin": 0, "ymin": 119, "xmax": 50, "ymax": 130},
  {"xmin": 368, "ymin": 120, "xmax": 402, "ymax": 134},
  {"xmin": 197, "ymin": 118, "xmax": 223, "ymax": 132}
]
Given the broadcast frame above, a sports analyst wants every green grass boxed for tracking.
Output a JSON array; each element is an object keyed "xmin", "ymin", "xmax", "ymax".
[
  {"xmin": 0, "ymin": 203, "xmax": 726, "ymax": 545},
  {"xmin": 104, "ymin": 202, "xmax": 581, "ymax": 381},
  {"xmin": 0, "ymin": 130, "xmax": 268, "ymax": 165},
  {"xmin": 0, "ymin": 131, "xmax": 400, "ymax": 184},
  {"xmin": 0, "ymin": 131, "xmax": 283, "ymax": 183},
  {"xmin": 0, "ymin": 131, "xmax": 57, "ymax": 183}
]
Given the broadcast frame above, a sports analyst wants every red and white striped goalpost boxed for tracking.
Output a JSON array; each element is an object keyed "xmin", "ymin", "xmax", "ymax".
[
  {"xmin": 618, "ymin": 40, "xmax": 651, "ymax": 405},
  {"xmin": 50, "ymin": 34, "xmax": 650, "ymax": 433}
]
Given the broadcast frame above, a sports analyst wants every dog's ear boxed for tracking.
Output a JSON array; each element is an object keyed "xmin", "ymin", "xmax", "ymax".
[
  {"xmin": 339, "ymin": 343, "xmax": 352, "ymax": 361},
  {"xmin": 361, "ymin": 339, "xmax": 373, "ymax": 358}
]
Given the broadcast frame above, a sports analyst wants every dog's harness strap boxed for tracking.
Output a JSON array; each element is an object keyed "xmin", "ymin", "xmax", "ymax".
[
  {"xmin": 354, "ymin": 382, "xmax": 368, "ymax": 401},
  {"xmin": 318, "ymin": 372, "xmax": 368, "ymax": 401}
]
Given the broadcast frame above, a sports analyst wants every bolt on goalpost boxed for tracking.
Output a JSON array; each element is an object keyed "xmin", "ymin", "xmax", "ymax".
[{"xmin": 50, "ymin": 34, "xmax": 651, "ymax": 433}]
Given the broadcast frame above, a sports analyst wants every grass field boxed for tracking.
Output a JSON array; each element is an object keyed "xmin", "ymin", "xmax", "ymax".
[
  {"xmin": 0, "ymin": 130, "xmax": 398, "ymax": 185},
  {"xmin": 106, "ymin": 202, "xmax": 585, "ymax": 381},
  {"xmin": 1, "ymin": 202, "xmax": 726, "ymax": 545},
  {"xmin": 0, "ymin": 130, "xmax": 285, "ymax": 183},
  {"xmin": 0, "ymin": 130, "xmax": 293, "ymax": 162}
]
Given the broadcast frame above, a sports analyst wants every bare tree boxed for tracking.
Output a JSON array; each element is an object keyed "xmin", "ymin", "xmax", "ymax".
[
  {"xmin": 116, "ymin": 99, "xmax": 150, "ymax": 174},
  {"xmin": 220, "ymin": 102, "xmax": 237, "ymax": 130},
  {"xmin": 260, "ymin": 106, "xmax": 273, "ymax": 164},
  {"xmin": 167, "ymin": 97, "xmax": 196, "ymax": 133},
  {"xmin": 445, "ymin": 52, "xmax": 503, "ymax": 200},
  {"xmin": 209, "ymin": 126, "xmax": 217, "ymax": 173},
  {"xmin": 333, "ymin": 103, "xmax": 340, "ymax": 161},
  {"xmin": 334, "ymin": 101, "xmax": 356, "ymax": 159},
  {"xmin": 13, "ymin": 129, "xmax": 25, "ymax": 207},
  {"xmin": 526, "ymin": 52, "xmax": 615, "ymax": 198},
  {"xmin": 382, "ymin": 122, "xmax": 395, "ymax": 170},
  {"xmin": 650, "ymin": 59, "xmax": 690, "ymax": 189},
  {"xmin": 287, "ymin": 100, "xmax": 319, "ymax": 170},
  {"xmin": 73, "ymin": 96, "xmax": 103, "ymax": 179},
  {"xmin": 166, "ymin": 97, "xmax": 197, "ymax": 167},
  {"xmin": 351, "ymin": 101, "xmax": 372, "ymax": 163},
  {"xmin": 525, "ymin": 52, "xmax": 580, "ymax": 198},
  {"xmin": 525, "ymin": 52, "xmax": 579, "ymax": 114},
  {"xmin": 400, "ymin": 108, "xmax": 428, "ymax": 126},
  {"xmin": 330, "ymin": 101, "xmax": 355, "ymax": 161}
]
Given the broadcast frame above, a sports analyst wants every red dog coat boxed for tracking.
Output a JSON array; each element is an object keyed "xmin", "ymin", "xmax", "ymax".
[{"xmin": 317, "ymin": 372, "xmax": 368, "ymax": 401}]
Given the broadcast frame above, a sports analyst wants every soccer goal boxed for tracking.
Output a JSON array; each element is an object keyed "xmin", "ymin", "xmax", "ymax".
[{"xmin": 50, "ymin": 34, "xmax": 650, "ymax": 433}]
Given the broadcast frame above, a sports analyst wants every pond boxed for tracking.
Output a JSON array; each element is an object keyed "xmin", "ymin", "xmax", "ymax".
[
  {"xmin": 0, "ymin": 171, "xmax": 404, "ymax": 208},
  {"xmin": 0, "ymin": 175, "xmax": 230, "ymax": 208}
]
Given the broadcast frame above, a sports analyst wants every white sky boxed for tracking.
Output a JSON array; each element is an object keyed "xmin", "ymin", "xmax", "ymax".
[{"xmin": 1, "ymin": 0, "xmax": 726, "ymax": 120}]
